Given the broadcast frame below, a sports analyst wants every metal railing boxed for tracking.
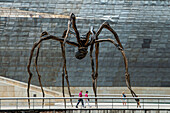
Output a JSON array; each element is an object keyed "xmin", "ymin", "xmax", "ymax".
[
  {"xmin": 72, "ymin": 94, "xmax": 170, "ymax": 97},
  {"xmin": 0, "ymin": 97, "xmax": 170, "ymax": 110}
]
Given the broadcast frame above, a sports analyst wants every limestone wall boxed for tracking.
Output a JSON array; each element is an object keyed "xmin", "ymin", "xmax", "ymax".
[{"xmin": 0, "ymin": 0, "xmax": 170, "ymax": 87}]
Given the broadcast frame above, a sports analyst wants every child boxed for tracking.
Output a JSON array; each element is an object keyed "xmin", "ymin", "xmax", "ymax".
[{"xmin": 121, "ymin": 91, "xmax": 126, "ymax": 105}]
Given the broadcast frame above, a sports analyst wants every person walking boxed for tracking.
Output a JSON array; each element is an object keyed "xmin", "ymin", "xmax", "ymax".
[
  {"xmin": 136, "ymin": 96, "xmax": 141, "ymax": 108},
  {"xmin": 84, "ymin": 91, "xmax": 91, "ymax": 108},
  {"xmin": 76, "ymin": 90, "xmax": 85, "ymax": 108},
  {"xmin": 121, "ymin": 91, "xmax": 126, "ymax": 105}
]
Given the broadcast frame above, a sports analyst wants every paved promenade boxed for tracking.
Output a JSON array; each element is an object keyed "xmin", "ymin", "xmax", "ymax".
[{"xmin": 0, "ymin": 102, "xmax": 170, "ymax": 110}]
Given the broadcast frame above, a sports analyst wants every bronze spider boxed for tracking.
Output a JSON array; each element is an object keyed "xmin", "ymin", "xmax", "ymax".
[{"xmin": 27, "ymin": 13, "xmax": 138, "ymax": 107}]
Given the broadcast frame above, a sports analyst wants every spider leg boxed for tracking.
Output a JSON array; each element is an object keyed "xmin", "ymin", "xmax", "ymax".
[
  {"xmin": 85, "ymin": 26, "xmax": 95, "ymax": 46},
  {"xmin": 34, "ymin": 32, "xmax": 49, "ymax": 107},
  {"xmin": 94, "ymin": 42, "xmax": 99, "ymax": 107},
  {"xmin": 95, "ymin": 21, "xmax": 123, "ymax": 49},
  {"xmin": 62, "ymin": 30, "xmax": 73, "ymax": 106},
  {"xmin": 95, "ymin": 39, "xmax": 138, "ymax": 98},
  {"xmin": 27, "ymin": 32, "xmax": 48, "ymax": 107},
  {"xmin": 121, "ymin": 50, "xmax": 137, "ymax": 97},
  {"xmin": 63, "ymin": 21, "xmax": 71, "ymax": 44},
  {"xmin": 34, "ymin": 44, "xmax": 45, "ymax": 107},
  {"xmin": 27, "ymin": 41, "xmax": 39, "ymax": 108},
  {"xmin": 62, "ymin": 68, "xmax": 66, "ymax": 108},
  {"xmin": 60, "ymin": 41, "xmax": 73, "ymax": 107},
  {"xmin": 90, "ymin": 42, "xmax": 97, "ymax": 106},
  {"xmin": 27, "ymin": 34, "xmax": 79, "ymax": 107},
  {"xmin": 39, "ymin": 35, "xmax": 79, "ymax": 47},
  {"xmin": 70, "ymin": 13, "xmax": 82, "ymax": 46},
  {"xmin": 89, "ymin": 29, "xmax": 98, "ymax": 107},
  {"xmin": 69, "ymin": 30, "xmax": 76, "ymax": 37},
  {"xmin": 84, "ymin": 31, "xmax": 91, "ymax": 46},
  {"xmin": 64, "ymin": 13, "xmax": 82, "ymax": 46},
  {"xmin": 95, "ymin": 21, "xmax": 138, "ymax": 98},
  {"xmin": 27, "ymin": 69, "xmax": 32, "ymax": 108}
]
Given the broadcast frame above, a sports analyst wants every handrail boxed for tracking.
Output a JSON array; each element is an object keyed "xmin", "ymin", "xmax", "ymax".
[
  {"xmin": 0, "ymin": 97, "xmax": 169, "ymax": 111},
  {"xmin": 72, "ymin": 94, "xmax": 170, "ymax": 97},
  {"xmin": 0, "ymin": 97, "xmax": 170, "ymax": 99}
]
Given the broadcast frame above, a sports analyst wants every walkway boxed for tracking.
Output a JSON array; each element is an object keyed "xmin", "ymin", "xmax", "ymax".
[{"xmin": 0, "ymin": 97, "xmax": 170, "ymax": 111}]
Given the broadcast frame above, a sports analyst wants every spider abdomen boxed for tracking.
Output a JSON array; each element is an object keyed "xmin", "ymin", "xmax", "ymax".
[{"xmin": 75, "ymin": 47, "xmax": 88, "ymax": 59}]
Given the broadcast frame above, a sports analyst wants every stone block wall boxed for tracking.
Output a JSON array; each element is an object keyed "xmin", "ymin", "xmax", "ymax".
[{"xmin": 0, "ymin": 0, "xmax": 170, "ymax": 87}]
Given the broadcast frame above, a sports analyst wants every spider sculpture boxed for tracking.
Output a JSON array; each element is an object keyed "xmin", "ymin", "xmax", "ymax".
[{"xmin": 27, "ymin": 13, "xmax": 138, "ymax": 107}]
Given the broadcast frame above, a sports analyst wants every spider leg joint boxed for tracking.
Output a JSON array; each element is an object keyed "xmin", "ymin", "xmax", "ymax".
[
  {"xmin": 41, "ymin": 31, "xmax": 48, "ymax": 37},
  {"xmin": 103, "ymin": 21, "xmax": 109, "ymax": 26},
  {"xmin": 70, "ymin": 13, "xmax": 75, "ymax": 20},
  {"xmin": 116, "ymin": 44, "xmax": 123, "ymax": 50}
]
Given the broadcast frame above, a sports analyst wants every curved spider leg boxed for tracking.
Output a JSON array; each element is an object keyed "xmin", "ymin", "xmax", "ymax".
[
  {"xmin": 63, "ymin": 14, "xmax": 85, "ymax": 105},
  {"xmin": 60, "ymin": 42, "xmax": 73, "ymax": 107},
  {"xmin": 62, "ymin": 29, "xmax": 73, "ymax": 106},
  {"xmin": 27, "ymin": 42, "xmax": 39, "ymax": 108},
  {"xmin": 94, "ymin": 41, "xmax": 99, "ymax": 108},
  {"xmin": 64, "ymin": 13, "xmax": 80, "ymax": 45},
  {"xmin": 95, "ymin": 21, "xmax": 138, "ymax": 98},
  {"xmin": 95, "ymin": 21, "xmax": 123, "ymax": 49},
  {"xmin": 90, "ymin": 42, "xmax": 97, "ymax": 106},
  {"xmin": 95, "ymin": 39, "xmax": 138, "ymax": 99},
  {"xmin": 90, "ymin": 27, "xmax": 100, "ymax": 108},
  {"xmin": 34, "ymin": 43, "xmax": 45, "ymax": 107},
  {"xmin": 83, "ymin": 27, "xmax": 97, "ymax": 101},
  {"xmin": 120, "ymin": 50, "xmax": 137, "ymax": 98},
  {"xmin": 63, "ymin": 21, "xmax": 71, "ymax": 44},
  {"xmin": 85, "ymin": 27, "xmax": 95, "ymax": 46},
  {"xmin": 27, "ymin": 35, "xmax": 79, "ymax": 107},
  {"xmin": 69, "ymin": 30, "xmax": 76, "ymax": 37},
  {"xmin": 70, "ymin": 13, "xmax": 82, "ymax": 46},
  {"xmin": 34, "ymin": 31, "xmax": 50, "ymax": 107},
  {"xmin": 84, "ymin": 30, "xmax": 91, "ymax": 46},
  {"xmin": 89, "ymin": 28, "xmax": 99, "ymax": 107},
  {"xmin": 62, "ymin": 66, "xmax": 66, "ymax": 108},
  {"xmin": 33, "ymin": 31, "xmax": 48, "ymax": 107}
]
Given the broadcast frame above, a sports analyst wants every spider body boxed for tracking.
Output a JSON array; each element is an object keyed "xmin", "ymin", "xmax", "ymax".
[
  {"xmin": 75, "ymin": 35, "xmax": 89, "ymax": 59},
  {"xmin": 75, "ymin": 47, "xmax": 88, "ymax": 59},
  {"xmin": 27, "ymin": 13, "xmax": 138, "ymax": 107}
]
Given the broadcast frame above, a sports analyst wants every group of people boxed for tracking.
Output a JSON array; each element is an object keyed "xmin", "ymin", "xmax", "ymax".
[
  {"xmin": 76, "ymin": 90, "xmax": 91, "ymax": 108},
  {"xmin": 75, "ymin": 90, "xmax": 141, "ymax": 108},
  {"xmin": 121, "ymin": 91, "xmax": 141, "ymax": 108}
]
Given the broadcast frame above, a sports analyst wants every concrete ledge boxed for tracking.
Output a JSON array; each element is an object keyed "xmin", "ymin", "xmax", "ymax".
[
  {"xmin": 48, "ymin": 87, "xmax": 170, "ymax": 97},
  {"xmin": 0, "ymin": 76, "xmax": 64, "ymax": 97}
]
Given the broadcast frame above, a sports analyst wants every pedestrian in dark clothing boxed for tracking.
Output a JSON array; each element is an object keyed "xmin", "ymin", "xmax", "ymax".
[
  {"xmin": 76, "ymin": 91, "xmax": 85, "ymax": 108},
  {"xmin": 135, "ymin": 96, "xmax": 141, "ymax": 108}
]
